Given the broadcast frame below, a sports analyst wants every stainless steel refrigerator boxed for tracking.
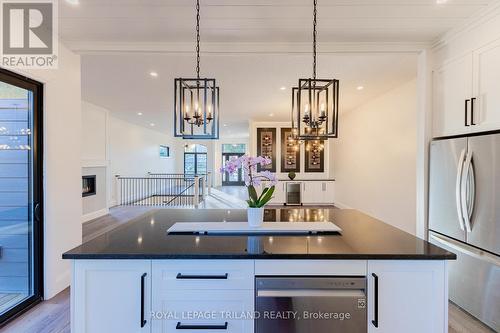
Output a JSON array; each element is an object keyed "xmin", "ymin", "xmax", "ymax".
[{"xmin": 429, "ymin": 132, "xmax": 500, "ymax": 331}]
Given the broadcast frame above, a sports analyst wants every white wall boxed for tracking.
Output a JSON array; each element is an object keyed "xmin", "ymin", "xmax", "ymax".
[
  {"xmin": 334, "ymin": 79, "xmax": 418, "ymax": 235},
  {"xmin": 13, "ymin": 43, "xmax": 83, "ymax": 299},
  {"xmin": 81, "ymin": 101, "xmax": 185, "ymax": 206}
]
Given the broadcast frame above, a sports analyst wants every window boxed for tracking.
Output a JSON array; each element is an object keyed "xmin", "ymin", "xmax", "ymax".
[
  {"xmin": 184, "ymin": 144, "xmax": 207, "ymax": 175},
  {"xmin": 222, "ymin": 144, "xmax": 246, "ymax": 154},
  {"xmin": 159, "ymin": 145, "xmax": 170, "ymax": 158}
]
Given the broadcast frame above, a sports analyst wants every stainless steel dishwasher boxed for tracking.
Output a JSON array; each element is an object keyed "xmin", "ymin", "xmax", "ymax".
[{"xmin": 255, "ymin": 277, "xmax": 367, "ymax": 333}]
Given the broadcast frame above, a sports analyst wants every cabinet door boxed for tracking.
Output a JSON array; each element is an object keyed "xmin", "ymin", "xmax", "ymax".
[
  {"xmin": 321, "ymin": 181, "xmax": 335, "ymax": 204},
  {"xmin": 302, "ymin": 182, "xmax": 322, "ymax": 204},
  {"xmin": 433, "ymin": 54, "xmax": 473, "ymax": 137},
  {"xmin": 472, "ymin": 39, "xmax": 500, "ymax": 132},
  {"xmin": 72, "ymin": 260, "xmax": 151, "ymax": 333},
  {"xmin": 270, "ymin": 181, "xmax": 285, "ymax": 204},
  {"xmin": 367, "ymin": 261, "xmax": 447, "ymax": 333}
]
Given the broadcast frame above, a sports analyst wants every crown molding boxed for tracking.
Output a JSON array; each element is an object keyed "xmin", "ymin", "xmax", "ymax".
[
  {"xmin": 64, "ymin": 41, "xmax": 429, "ymax": 55},
  {"xmin": 432, "ymin": 1, "xmax": 500, "ymax": 50}
]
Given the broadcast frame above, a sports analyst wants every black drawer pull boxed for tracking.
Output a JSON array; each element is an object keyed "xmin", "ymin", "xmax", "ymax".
[
  {"xmin": 176, "ymin": 322, "xmax": 228, "ymax": 330},
  {"xmin": 176, "ymin": 273, "xmax": 228, "ymax": 280},
  {"xmin": 140, "ymin": 273, "xmax": 147, "ymax": 328},
  {"xmin": 372, "ymin": 273, "xmax": 379, "ymax": 328}
]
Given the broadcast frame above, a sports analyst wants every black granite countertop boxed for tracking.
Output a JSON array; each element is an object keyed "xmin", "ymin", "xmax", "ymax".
[{"xmin": 63, "ymin": 208, "xmax": 456, "ymax": 260}]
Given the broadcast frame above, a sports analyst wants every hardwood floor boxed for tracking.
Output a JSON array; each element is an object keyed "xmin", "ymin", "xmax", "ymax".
[
  {"xmin": 0, "ymin": 204, "xmax": 496, "ymax": 333},
  {"xmin": 0, "ymin": 288, "xmax": 69, "ymax": 333}
]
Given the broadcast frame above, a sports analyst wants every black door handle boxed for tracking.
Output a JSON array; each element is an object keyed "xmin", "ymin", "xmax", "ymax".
[
  {"xmin": 141, "ymin": 273, "xmax": 147, "ymax": 328},
  {"xmin": 176, "ymin": 322, "xmax": 228, "ymax": 330},
  {"xmin": 465, "ymin": 99, "xmax": 470, "ymax": 126},
  {"xmin": 471, "ymin": 97, "xmax": 476, "ymax": 125},
  {"xmin": 176, "ymin": 273, "xmax": 228, "ymax": 280},
  {"xmin": 372, "ymin": 273, "xmax": 379, "ymax": 328},
  {"xmin": 34, "ymin": 203, "xmax": 40, "ymax": 222}
]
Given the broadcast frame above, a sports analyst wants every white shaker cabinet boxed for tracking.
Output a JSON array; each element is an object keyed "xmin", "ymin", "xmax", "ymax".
[
  {"xmin": 472, "ymin": 39, "xmax": 500, "ymax": 133},
  {"xmin": 432, "ymin": 54, "xmax": 473, "ymax": 137},
  {"xmin": 270, "ymin": 181, "xmax": 286, "ymax": 204},
  {"xmin": 302, "ymin": 181, "xmax": 323, "ymax": 204},
  {"xmin": 367, "ymin": 261, "xmax": 447, "ymax": 333},
  {"xmin": 72, "ymin": 260, "xmax": 152, "ymax": 333}
]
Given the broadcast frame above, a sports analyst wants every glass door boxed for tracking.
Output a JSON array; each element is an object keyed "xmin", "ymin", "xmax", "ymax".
[
  {"xmin": 0, "ymin": 68, "xmax": 43, "ymax": 324},
  {"xmin": 222, "ymin": 153, "xmax": 245, "ymax": 186}
]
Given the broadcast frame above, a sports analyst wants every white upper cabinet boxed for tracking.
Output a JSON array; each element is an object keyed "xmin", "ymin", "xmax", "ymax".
[
  {"xmin": 472, "ymin": 39, "xmax": 500, "ymax": 132},
  {"xmin": 433, "ymin": 53, "xmax": 473, "ymax": 137},
  {"xmin": 433, "ymin": 39, "xmax": 500, "ymax": 137}
]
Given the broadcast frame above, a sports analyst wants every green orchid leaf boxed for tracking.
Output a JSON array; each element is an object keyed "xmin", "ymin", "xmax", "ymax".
[
  {"xmin": 258, "ymin": 186, "xmax": 275, "ymax": 207},
  {"xmin": 248, "ymin": 185, "xmax": 258, "ymax": 203}
]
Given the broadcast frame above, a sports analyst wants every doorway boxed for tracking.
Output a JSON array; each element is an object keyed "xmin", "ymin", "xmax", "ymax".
[
  {"xmin": 222, "ymin": 153, "xmax": 245, "ymax": 186},
  {"xmin": 221, "ymin": 143, "xmax": 246, "ymax": 186},
  {"xmin": 0, "ymin": 68, "xmax": 43, "ymax": 325}
]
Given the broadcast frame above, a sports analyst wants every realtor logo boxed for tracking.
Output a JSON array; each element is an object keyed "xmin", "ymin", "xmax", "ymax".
[{"xmin": 1, "ymin": 0, "xmax": 58, "ymax": 68}]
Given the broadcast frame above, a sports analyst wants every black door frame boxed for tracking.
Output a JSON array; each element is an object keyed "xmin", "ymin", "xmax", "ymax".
[
  {"xmin": 222, "ymin": 152, "xmax": 245, "ymax": 186},
  {"xmin": 0, "ymin": 68, "xmax": 44, "ymax": 327}
]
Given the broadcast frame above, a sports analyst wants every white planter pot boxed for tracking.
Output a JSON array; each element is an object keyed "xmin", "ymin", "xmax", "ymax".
[{"xmin": 247, "ymin": 208, "xmax": 264, "ymax": 228}]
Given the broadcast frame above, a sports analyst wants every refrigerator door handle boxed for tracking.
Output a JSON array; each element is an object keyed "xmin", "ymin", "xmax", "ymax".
[
  {"xmin": 430, "ymin": 233, "xmax": 500, "ymax": 267},
  {"xmin": 461, "ymin": 150, "xmax": 473, "ymax": 233},
  {"xmin": 455, "ymin": 149, "xmax": 467, "ymax": 231}
]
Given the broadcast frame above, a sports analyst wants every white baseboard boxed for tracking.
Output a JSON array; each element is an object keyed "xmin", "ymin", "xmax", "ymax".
[
  {"xmin": 333, "ymin": 201, "xmax": 353, "ymax": 209},
  {"xmin": 82, "ymin": 208, "xmax": 109, "ymax": 223}
]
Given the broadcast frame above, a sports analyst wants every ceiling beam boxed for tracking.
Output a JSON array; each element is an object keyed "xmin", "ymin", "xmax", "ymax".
[{"xmin": 65, "ymin": 41, "xmax": 429, "ymax": 55}]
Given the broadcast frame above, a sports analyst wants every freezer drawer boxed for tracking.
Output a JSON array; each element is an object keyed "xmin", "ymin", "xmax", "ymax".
[{"xmin": 429, "ymin": 232, "xmax": 500, "ymax": 331}]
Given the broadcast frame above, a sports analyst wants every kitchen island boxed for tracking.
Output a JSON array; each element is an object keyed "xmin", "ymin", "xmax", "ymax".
[{"xmin": 63, "ymin": 208, "xmax": 456, "ymax": 333}]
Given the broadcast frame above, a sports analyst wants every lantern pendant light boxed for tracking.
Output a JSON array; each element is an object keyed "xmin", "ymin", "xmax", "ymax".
[
  {"xmin": 292, "ymin": 0, "xmax": 339, "ymax": 140},
  {"xmin": 174, "ymin": 0, "xmax": 220, "ymax": 139}
]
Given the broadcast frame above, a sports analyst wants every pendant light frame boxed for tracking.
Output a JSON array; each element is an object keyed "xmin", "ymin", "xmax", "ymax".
[
  {"xmin": 292, "ymin": 0, "xmax": 339, "ymax": 140},
  {"xmin": 174, "ymin": 0, "xmax": 220, "ymax": 140}
]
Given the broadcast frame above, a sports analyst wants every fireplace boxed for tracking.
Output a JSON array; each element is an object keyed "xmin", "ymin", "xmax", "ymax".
[{"xmin": 82, "ymin": 175, "xmax": 96, "ymax": 197}]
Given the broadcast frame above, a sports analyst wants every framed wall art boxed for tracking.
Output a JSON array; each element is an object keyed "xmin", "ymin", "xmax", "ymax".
[
  {"xmin": 280, "ymin": 128, "xmax": 300, "ymax": 173},
  {"xmin": 256, "ymin": 128, "xmax": 276, "ymax": 172},
  {"xmin": 304, "ymin": 140, "xmax": 325, "ymax": 173}
]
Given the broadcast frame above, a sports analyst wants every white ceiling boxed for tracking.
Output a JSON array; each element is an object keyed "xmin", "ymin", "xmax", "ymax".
[
  {"xmin": 70, "ymin": 0, "xmax": 496, "ymax": 137},
  {"xmin": 60, "ymin": 0, "xmax": 494, "ymax": 44},
  {"xmin": 82, "ymin": 53, "xmax": 417, "ymax": 136}
]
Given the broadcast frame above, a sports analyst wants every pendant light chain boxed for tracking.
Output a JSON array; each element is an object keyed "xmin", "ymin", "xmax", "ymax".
[
  {"xmin": 196, "ymin": 0, "xmax": 201, "ymax": 80},
  {"xmin": 312, "ymin": 0, "xmax": 317, "ymax": 81}
]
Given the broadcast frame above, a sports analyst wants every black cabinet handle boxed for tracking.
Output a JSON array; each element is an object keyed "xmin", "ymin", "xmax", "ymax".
[
  {"xmin": 465, "ymin": 99, "xmax": 471, "ymax": 126},
  {"xmin": 471, "ymin": 97, "xmax": 476, "ymax": 125},
  {"xmin": 372, "ymin": 273, "xmax": 379, "ymax": 328},
  {"xmin": 176, "ymin": 273, "xmax": 228, "ymax": 280},
  {"xmin": 141, "ymin": 273, "xmax": 147, "ymax": 328},
  {"xmin": 176, "ymin": 322, "xmax": 228, "ymax": 330}
]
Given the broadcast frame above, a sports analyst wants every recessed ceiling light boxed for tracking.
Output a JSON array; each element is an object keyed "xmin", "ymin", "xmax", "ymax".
[
  {"xmin": 150, "ymin": 123, "xmax": 155, "ymax": 127},
  {"xmin": 356, "ymin": 86, "xmax": 364, "ymax": 91},
  {"xmin": 280, "ymin": 86, "xmax": 286, "ymax": 91},
  {"xmin": 149, "ymin": 71, "xmax": 158, "ymax": 78},
  {"xmin": 269, "ymin": 113, "xmax": 274, "ymax": 117},
  {"xmin": 137, "ymin": 112, "xmax": 143, "ymax": 116},
  {"xmin": 223, "ymin": 124, "xmax": 228, "ymax": 127},
  {"xmin": 65, "ymin": 0, "xmax": 79, "ymax": 4},
  {"xmin": 436, "ymin": 0, "xmax": 448, "ymax": 4}
]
